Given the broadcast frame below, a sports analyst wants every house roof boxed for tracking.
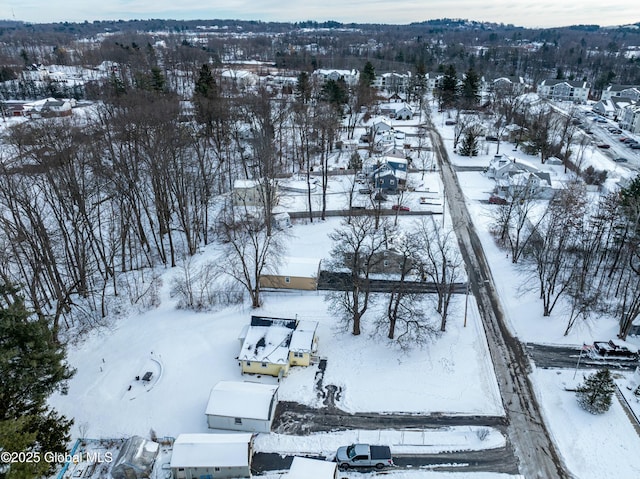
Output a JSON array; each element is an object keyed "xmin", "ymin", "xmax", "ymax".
[
  {"xmin": 238, "ymin": 317, "xmax": 296, "ymax": 364},
  {"xmin": 289, "ymin": 321, "xmax": 318, "ymax": 353},
  {"xmin": 205, "ymin": 381, "xmax": 278, "ymax": 420},
  {"xmin": 170, "ymin": 433, "xmax": 252, "ymax": 469},
  {"xmin": 276, "ymin": 257, "xmax": 321, "ymax": 278},
  {"xmin": 288, "ymin": 457, "xmax": 337, "ymax": 479},
  {"xmin": 238, "ymin": 316, "xmax": 318, "ymax": 363}
]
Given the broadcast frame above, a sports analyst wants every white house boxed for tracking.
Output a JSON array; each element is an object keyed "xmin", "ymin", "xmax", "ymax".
[
  {"xmin": 206, "ymin": 381, "xmax": 278, "ymax": 433},
  {"xmin": 601, "ymin": 84, "xmax": 640, "ymax": 102},
  {"xmin": 620, "ymin": 104, "xmax": 640, "ymax": 134},
  {"xmin": 537, "ymin": 79, "xmax": 590, "ymax": 103},
  {"xmin": 287, "ymin": 457, "xmax": 337, "ymax": 479},
  {"xmin": 313, "ymin": 69, "xmax": 359, "ymax": 87},
  {"xmin": 170, "ymin": 433, "xmax": 253, "ymax": 479},
  {"xmin": 378, "ymin": 102, "xmax": 413, "ymax": 120},
  {"xmin": 592, "ymin": 97, "xmax": 634, "ymax": 119}
]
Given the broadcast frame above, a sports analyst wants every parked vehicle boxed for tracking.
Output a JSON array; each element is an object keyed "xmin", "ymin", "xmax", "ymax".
[
  {"xmin": 358, "ymin": 188, "xmax": 372, "ymax": 194},
  {"xmin": 489, "ymin": 195, "xmax": 508, "ymax": 205},
  {"xmin": 613, "ymin": 157, "xmax": 628, "ymax": 163},
  {"xmin": 392, "ymin": 204, "xmax": 410, "ymax": 211},
  {"xmin": 630, "ymin": 143, "xmax": 640, "ymax": 149},
  {"xmin": 445, "ymin": 119, "xmax": 457, "ymax": 125},
  {"xmin": 335, "ymin": 444, "xmax": 394, "ymax": 470},
  {"xmin": 587, "ymin": 340, "xmax": 639, "ymax": 360},
  {"xmin": 596, "ymin": 143, "xmax": 610, "ymax": 149}
]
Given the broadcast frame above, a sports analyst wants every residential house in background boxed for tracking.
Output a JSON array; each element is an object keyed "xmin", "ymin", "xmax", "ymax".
[
  {"xmin": 205, "ymin": 381, "xmax": 279, "ymax": 433},
  {"xmin": 601, "ymin": 84, "xmax": 640, "ymax": 102},
  {"xmin": 490, "ymin": 76, "xmax": 528, "ymax": 95},
  {"xmin": 373, "ymin": 72, "xmax": 411, "ymax": 93},
  {"xmin": 313, "ymin": 69, "xmax": 359, "ymax": 87},
  {"xmin": 238, "ymin": 316, "xmax": 319, "ymax": 378},
  {"xmin": 620, "ymin": 104, "xmax": 640, "ymax": 134},
  {"xmin": 170, "ymin": 433, "xmax": 253, "ymax": 479},
  {"xmin": 259, "ymin": 257, "xmax": 321, "ymax": 291},
  {"xmin": 537, "ymin": 79, "xmax": 590, "ymax": 103},
  {"xmin": 592, "ymin": 96, "xmax": 635, "ymax": 119},
  {"xmin": 487, "ymin": 156, "xmax": 553, "ymax": 199},
  {"xmin": 378, "ymin": 102, "xmax": 413, "ymax": 120},
  {"xmin": 366, "ymin": 156, "xmax": 408, "ymax": 193}
]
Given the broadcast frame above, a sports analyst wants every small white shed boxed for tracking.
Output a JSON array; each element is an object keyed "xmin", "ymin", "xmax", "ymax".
[
  {"xmin": 206, "ymin": 381, "xmax": 279, "ymax": 433},
  {"xmin": 287, "ymin": 457, "xmax": 337, "ymax": 479},
  {"xmin": 170, "ymin": 433, "xmax": 253, "ymax": 479}
]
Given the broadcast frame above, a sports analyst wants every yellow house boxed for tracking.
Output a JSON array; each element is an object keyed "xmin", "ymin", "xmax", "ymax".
[
  {"xmin": 238, "ymin": 316, "xmax": 319, "ymax": 378},
  {"xmin": 259, "ymin": 257, "xmax": 321, "ymax": 291}
]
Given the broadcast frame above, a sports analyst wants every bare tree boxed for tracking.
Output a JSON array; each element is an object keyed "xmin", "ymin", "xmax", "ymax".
[
  {"xmin": 215, "ymin": 201, "xmax": 285, "ymax": 308},
  {"xmin": 326, "ymin": 215, "xmax": 390, "ymax": 335},
  {"xmin": 414, "ymin": 218, "xmax": 463, "ymax": 331}
]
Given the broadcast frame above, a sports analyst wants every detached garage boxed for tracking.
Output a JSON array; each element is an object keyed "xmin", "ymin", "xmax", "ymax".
[
  {"xmin": 170, "ymin": 433, "xmax": 253, "ymax": 479},
  {"xmin": 206, "ymin": 381, "xmax": 279, "ymax": 433}
]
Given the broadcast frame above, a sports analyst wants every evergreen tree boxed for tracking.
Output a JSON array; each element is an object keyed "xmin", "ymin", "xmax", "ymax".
[
  {"xmin": 461, "ymin": 67, "xmax": 481, "ymax": 109},
  {"xmin": 439, "ymin": 64, "xmax": 458, "ymax": 109},
  {"xmin": 459, "ymin": 127, "xmax": 480, "ymax": 156},
  {"xmin": 0, "ymin": 285, "xmax": 75, "ymax": 478},
  {"xmin": 295, "ymin": 71, "xmax": 312, "ymax": 104},
  {"xmin": 194, "ymin": 63, "xmax": 216, "ymax": 98},
  {"xmin": 575, "ymin": 369, "xmax": 615, "ymax": 414},
  {"xmin": 360, "ymin": 61, "xmax": 376, "ymax": 87},
  {"xmin": 321, "ymin": 78, "xmax": 348, "ymax": 110}
]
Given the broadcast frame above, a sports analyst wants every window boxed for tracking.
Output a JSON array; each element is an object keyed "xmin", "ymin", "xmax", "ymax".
[
  {"xmin": 284, "ymin": 276, "xmax": 291, "ymax": 284},
  {"xmin": 234, "ymin": 418, "xmax": 242, "ymax": 425},
  {"xmin": 383, "ymin": 260, "xmax": 389, "ymax": 267},
  {"xmin": 390, "ymin": 179, "xmax": 395, "ymax": 185},
  {"xmin": 246, "ymin": 361, "xmax": 251, "ymax": 366},
  {"xmin": 261, "ymin": 362, "xmax": 268, "ymax": 368},
  {"xmin": 293, "ymin": 352, "xmax": 304, "ymax": 358}
]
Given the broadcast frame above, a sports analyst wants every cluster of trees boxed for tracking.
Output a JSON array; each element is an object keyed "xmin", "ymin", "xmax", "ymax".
[
  {"xmin": 326, "ymin": 215, "xmax": 463, "ymax": 347},
  {"xmin": 0, "ymin": 54, "xmax": 391, "ymax": 337},
  {"xmin": 492, "ymin": 176, "xmax": 640, "ymax": 338}
]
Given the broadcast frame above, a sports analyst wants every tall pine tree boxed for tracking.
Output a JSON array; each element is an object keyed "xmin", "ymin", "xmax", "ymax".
[{"xmin": 0, "ymin": 285, "xmax": 75, "ymax": 478}]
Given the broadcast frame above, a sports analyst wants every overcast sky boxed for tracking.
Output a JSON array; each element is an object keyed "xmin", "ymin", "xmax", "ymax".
[{"xmin": 3, "ymin": 0, "xmax": 639, "ymax": 29}]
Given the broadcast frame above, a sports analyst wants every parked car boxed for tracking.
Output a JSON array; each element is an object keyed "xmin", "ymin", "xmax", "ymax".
[
  {"xmin": 587, "ymin": 340, "xmax": 639, "ymax": 360},
  {"xmin": 613, "ymin": 157, "xmax": 628, "ymax": 163},
  {"xmin": 489, "ymin": 195, "xmax": 508, "ymax": 205},
  {"xmin": 335, "ymin": 444, "xmax": 394, "ymax": 470},
  {"xmin": 445, "ymin": 119, "xmax": 457, "ymax": 125},
  {"xmin": 596, "ymin": 143, "xmax": 610, "ymax": 149},
  {"xmin": 610, "ymin": 128, "xmax": 622, "ymax": 134},
  {"xmin": 392, "ymin": 204, "xmax": 410, "ymax": 211},
  {"xmin": 485, "ymin": 135, "xmax": 499, "ymax": 142},
  {"xmin": 358, "ymin": 187, "xmax": 372, "ymax": 194},
  {"xmin": 631, "ymin": 143, "xmax": 640, "ymax": 149}
]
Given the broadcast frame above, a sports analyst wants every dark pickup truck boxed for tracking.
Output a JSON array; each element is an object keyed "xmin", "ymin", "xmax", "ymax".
[
  {"xmin": 335, "ymin": 444, "xmax": 394, "ymax": 470},
  {"xmin": 589, "ymin": 340, "xmax": 639, "ymax": 360}
]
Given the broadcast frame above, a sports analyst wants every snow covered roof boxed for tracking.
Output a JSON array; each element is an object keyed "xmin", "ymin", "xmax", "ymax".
[
  {"xmin": 170, "ymin": 433, "xmax": 252, "ymax": 469},
  {"xmin": 205, "ymin": 381, "xmax": 278, "ymax": 420},
  {"xmin": 277, "ymin": 257, "xmax": 321, "ymax": 278},
  {"xmin": 238, "ymin": 317, "xmax": 297, "ymax": 364},
  {"xmin": 289, "ymin": 321, "xmax": 318, "ymax": 353},
  {"xmin": 288, "ymin": 457, "xmax": 336, "ymax": 479}
]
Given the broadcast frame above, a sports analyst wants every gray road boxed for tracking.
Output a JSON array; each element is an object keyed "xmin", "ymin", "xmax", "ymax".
[
  {"xmin": 428, "ymin": 122, "xmax": 573, "ymax": 479},
  {"xmin": 525, "ymin": 343, "xmax": 639, "ymax": 370}
]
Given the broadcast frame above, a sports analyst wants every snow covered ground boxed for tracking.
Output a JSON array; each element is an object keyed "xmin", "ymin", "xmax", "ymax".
[{"xmin": 47, "ymin": 104, "xmax": 640, "ymax": 479}]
